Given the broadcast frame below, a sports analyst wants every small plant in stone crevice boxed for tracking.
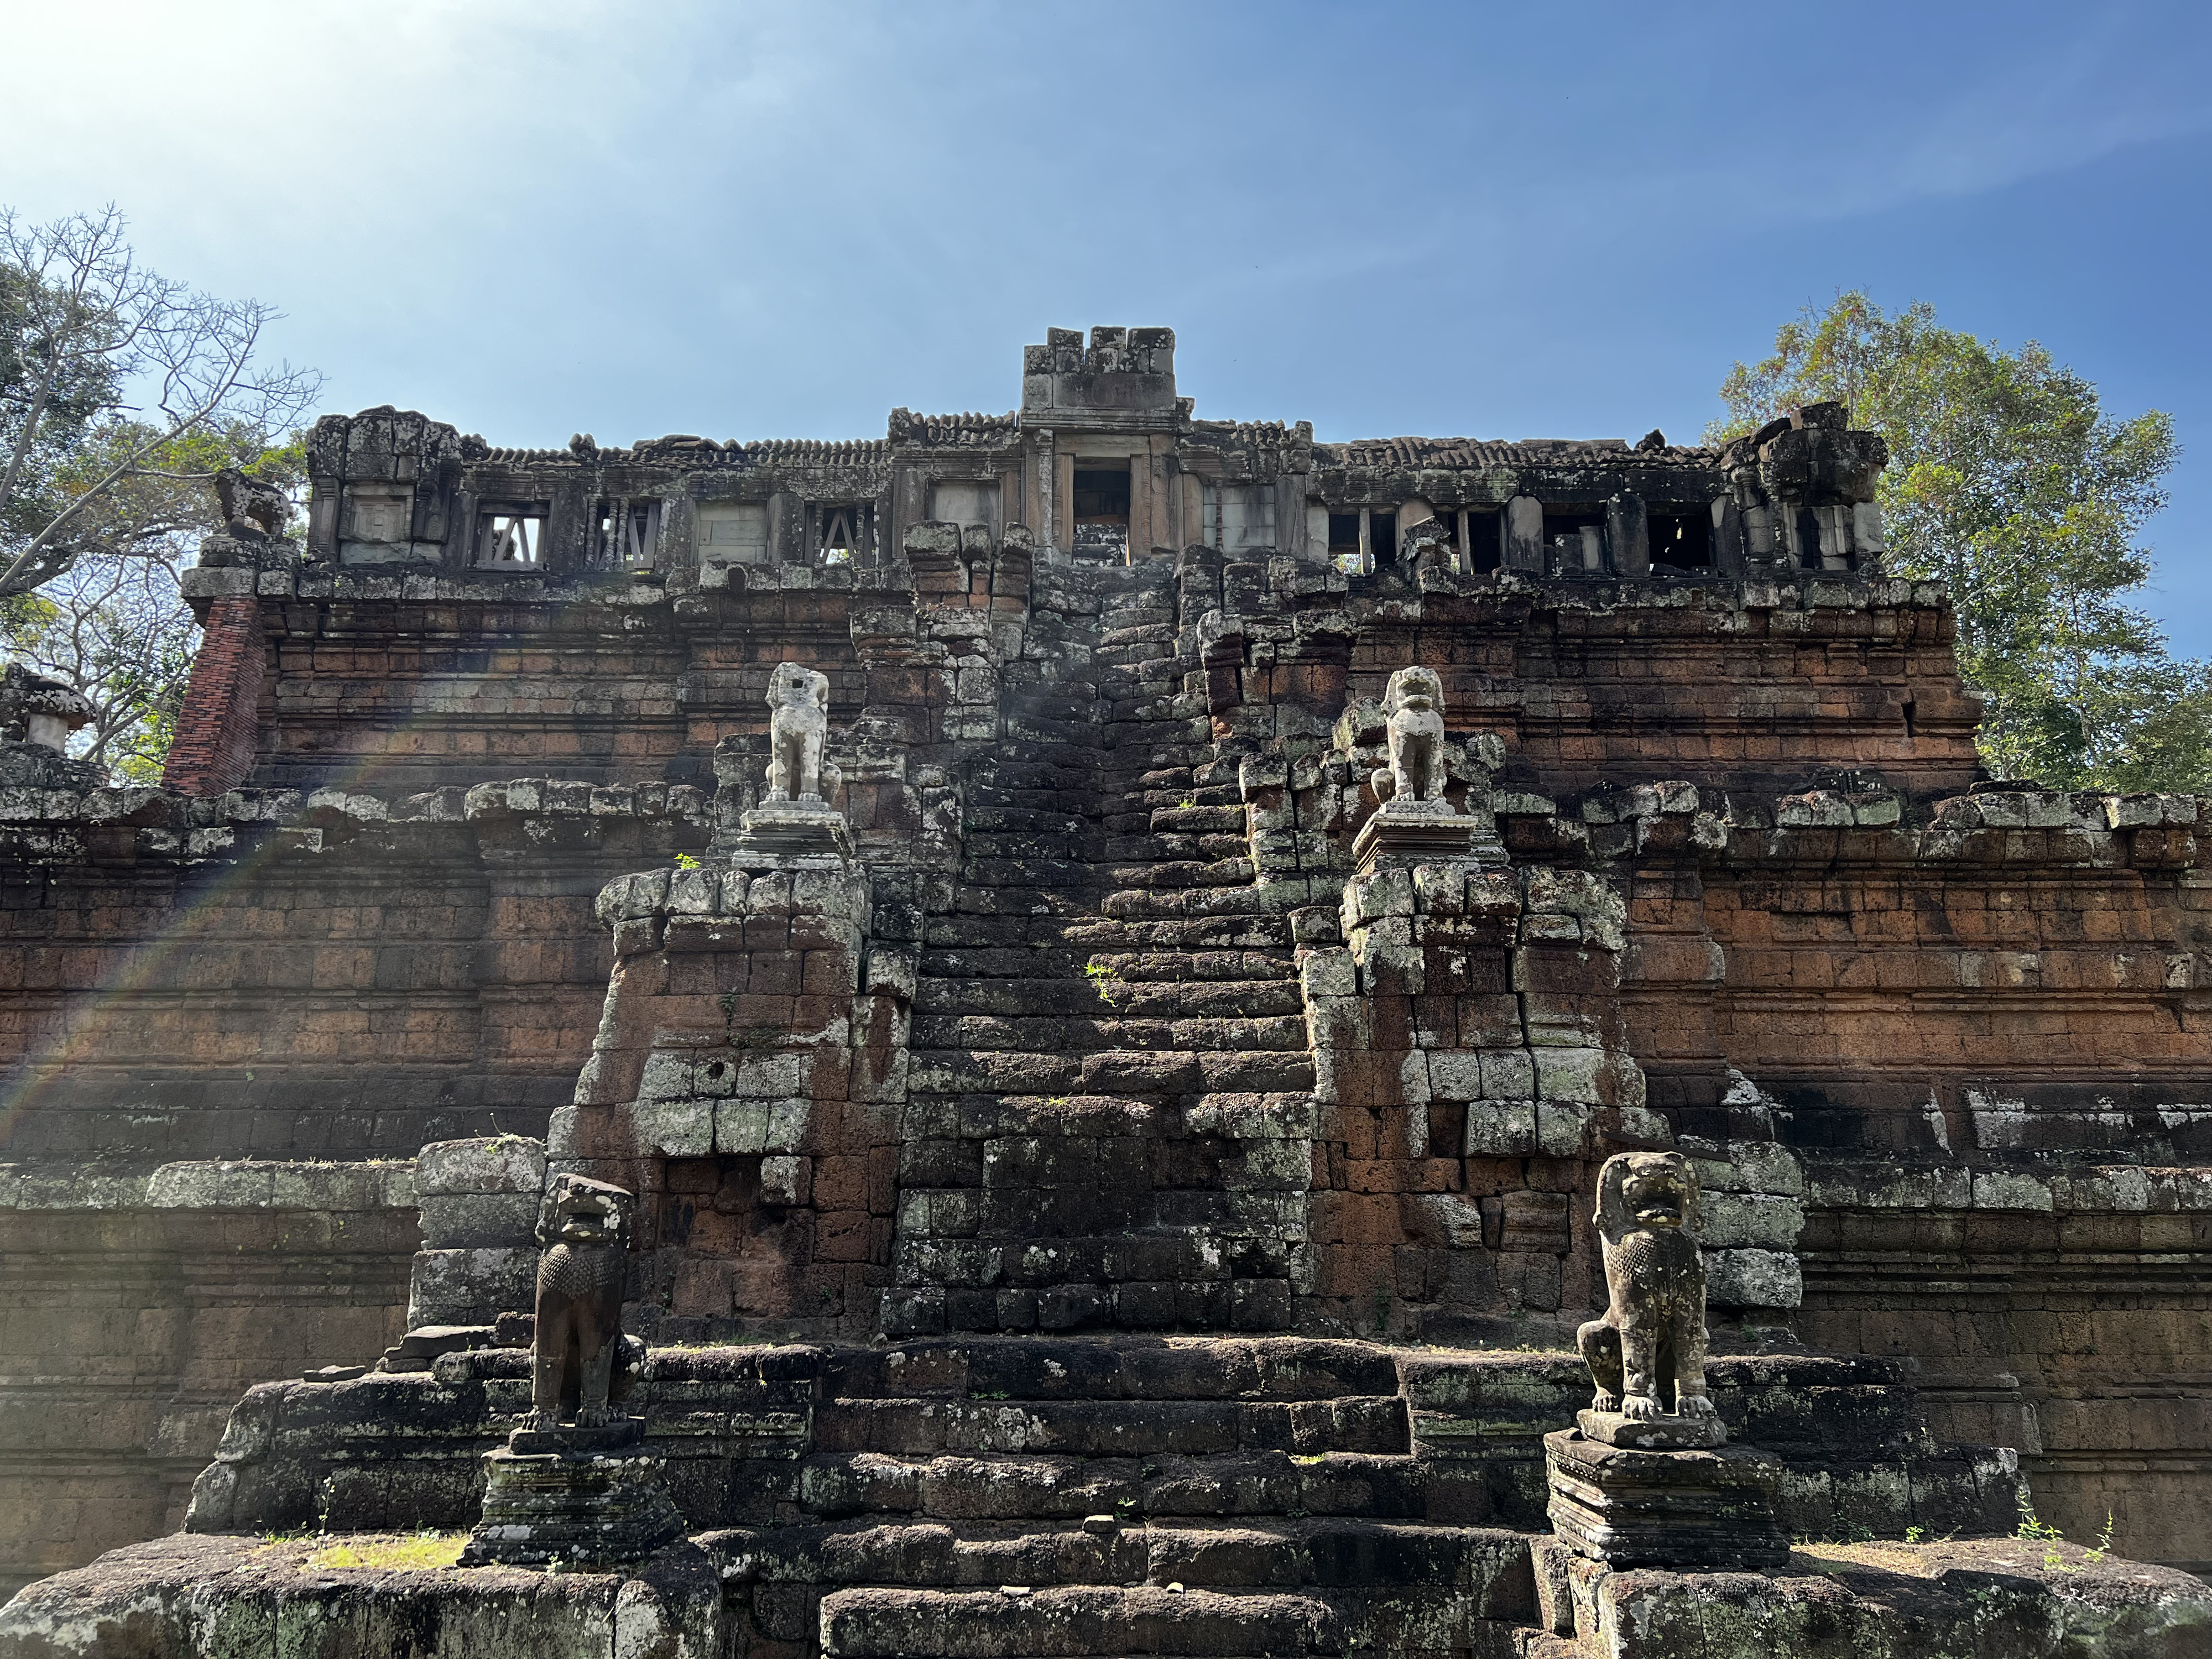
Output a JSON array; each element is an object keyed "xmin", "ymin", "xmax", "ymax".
[
  {"xmin": 1084, "ymin": 960, "xmax": 1130, "ymax": 1008},
  {"xmin": 2085, "ymin": 1510, "xmax": 2116, "ymax": 1564},
  {"xmin": 674, "ymin": 852, "xmax": 702, "ymax": 870},
  {"xmin": 2016, "ymin": 1501, "xmax": 2070, "ymax": 1572}
]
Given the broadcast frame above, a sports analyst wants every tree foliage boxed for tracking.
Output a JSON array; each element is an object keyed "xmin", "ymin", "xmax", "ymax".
[
  {"xmin": 1, "ymin": 207, "xmax": 316, "ymax": 782},
  {"xmin": 1711, "ymin": 292, "xmax": 2207, "ymax": 793},
  {"xmin": 1, "ymin": 205, "xmax": 320, "ymax": 598}
]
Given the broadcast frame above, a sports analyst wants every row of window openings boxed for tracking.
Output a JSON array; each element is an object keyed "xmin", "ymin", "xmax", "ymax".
[
  {"xmin": 470, "ymin": 503, "xmax": 1813, "ymax": 573},
  {"xmin": 474, "ymin": 502, "xmax": 874, "ymax": 570},
  {"xmin": 1327, "ymin": 508, "xmax": 1721, "ymax": 576}
]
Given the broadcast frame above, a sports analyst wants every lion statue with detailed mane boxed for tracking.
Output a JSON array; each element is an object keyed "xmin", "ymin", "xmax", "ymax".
[
  {"xmin": 1575, "ymin": 1150, "xmax": 1718, "ymax": 1432},
  {"xmin": 528, "ymin": 1172, "xmax": 638, "ymax": 1431}
]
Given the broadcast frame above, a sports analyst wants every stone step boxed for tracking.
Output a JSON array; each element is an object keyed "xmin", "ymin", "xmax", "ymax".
[
  {"xmin": 1110, "ymin": 859, "xmax": 1256, "ymax": 890},
  {"xmin": 918, "ymin": 979, "xmax": 1303, "ymax": 1020},
  {"xmin": 1068, "ymin": 1048, "xmax": 1314, "ymax": 1095},
  {"xmin": 811, "ymin": 1394, "xmax": 1411, "ymax": 1459},
  {"xmin": 724, "ymin": 1516, "xmax": 1531, "ymax": 1598},
  {"xmin": 1100, "ymin": 886, "xmax": 1290, "ymax": 922},
  {"xmin": 921, "ymin": 948, "xmax": 1094, "ymax": 979},
  {"xmin": 799, "ymin": 1449, "xmax": 1434, "ymax": 1525},
  {"xmin": 1065, "ymin": 916, "xmax": 1297, "ymax": 953},
  {"xmin": 1149, "ymin": 805, "xmax": 1248, "ymax": 834},
  {"xmin": 910, "ymin": 1050, "xmax": 1086, "ymax": 1096},
  {"xmin": 1100, "ymin": 623, "xmax": 1177, "ymax": 650},
  {"xmin": 963, "ymin": 858, "xmax": 1099, "ymax": 889},
  {"xmin": 1134, "ymin": 785, "xmax": 1241, "ymax": 808},
  {"xmin": 1082, "ymin": 951, "xmax": 1296, "ymax": 983},
  {"xmin": 979, "ymin": 762, "xmax": 1109, "ymax": 791},
  {"xmin": 909, "ymin": 1016, "xmax": 1310, "ymax": 1057},
  {"xmin": 820, "ymin": 1584, "xmax": 1341, "ymax": 1659},
  {"xmin": 905, "ymin": 1092, "xmax": 1311, "ymax": 1145},
  {"xmin": 824, "ymin": 1336, "xmax": 1404, "ymax": 1401},
  {"xmin": 1101, "ymin": 833, "xmax": 1250, "ymax": 863},
  {"xmin": 923, "ymin": 916, "xmax": 1094, "ymax": 952}
]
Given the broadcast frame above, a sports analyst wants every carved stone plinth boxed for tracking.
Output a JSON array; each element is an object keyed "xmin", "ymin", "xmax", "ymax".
[
  {"xmin": 461, "ymin": 1416, "xmax": 683, "ymax": 1569},
  {"xmin": 1353, "ymin": 799, "xmax": 1500, "ymax": 874},
  {"xmin": 730, "ymin": 801, "xmax": 854, "ymax": 867},
  {"xmin": 1544, "ymin": 1428, "xmax": 1790, "ymax": 1569},
  {"xmin": 1575, "ymin": 1406, "xmax": 1726, "ymax": 1451}
]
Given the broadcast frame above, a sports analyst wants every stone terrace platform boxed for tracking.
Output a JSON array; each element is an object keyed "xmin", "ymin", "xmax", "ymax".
[
  {"xmin": 184, "ymin": 1337, "xmax": 2017, "ymax": 1569},
  {"xmin": 7, "ymin": 1527, "xmax": 2206, "ymax": 1659}
]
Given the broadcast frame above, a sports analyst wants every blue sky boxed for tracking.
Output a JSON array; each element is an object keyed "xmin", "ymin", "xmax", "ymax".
[{"xmin": 9, "ymin": 1, "xmax": 2210, "ymax": 650}]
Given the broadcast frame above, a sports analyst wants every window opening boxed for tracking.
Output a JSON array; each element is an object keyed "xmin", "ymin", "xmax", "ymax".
[
  {"xmin": 1646, "ymin": 507, "xmax": 1712, "ymax": 572},
  {"xmin": 476, "ymin": 508, "xmax": 545, "ymax": 570},
  {"xmin": 1328, "ymin": 511, "xmax": 1363, "ymax": 575},
  {"xmin": 1369, "ymin": 510, "xmax": 1399, "ymax": 570},
  {"xmin": 592, "ymin": 499, "xmax": 659, "ymax": 569},
  {"xmin": 1902, "ymin": 700, "xmax": 1917, "ymax": 740},
  {"xmin": 1073, "ymin": 463, "xmax": 1130, "ymax": 560},
  {"xmin": 1463, "ymin": 509, "xmax": 1503, "ymax": 574},
  {"xmin": 817, "ymin": 503, "xmax": 867, "ymax": 565},
  {"xmin": 1796, "ymin": 508, "xmax": 1823, "ymax": 570},
  {"xmin": 1543, "ymin": 508, "xmax": 1606, "ymax": 573}
]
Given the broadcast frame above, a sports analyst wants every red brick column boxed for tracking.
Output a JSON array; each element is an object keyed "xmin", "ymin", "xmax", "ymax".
[{"xmin": 161, "ymin": 594, "xmax": 265, "ymax": 795}]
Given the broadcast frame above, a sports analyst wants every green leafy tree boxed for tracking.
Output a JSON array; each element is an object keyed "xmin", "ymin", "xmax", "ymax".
[
  {"xmin": 2, "ymin": 205, "xmax": 320, "ymax": 597},
  {"xmin": 1711, "ymin": 293, "xmax": 2208, "ymax": 792},
  {"xmin": 2, "ymin": 207, "xmax": 316, "ymax": 781}
]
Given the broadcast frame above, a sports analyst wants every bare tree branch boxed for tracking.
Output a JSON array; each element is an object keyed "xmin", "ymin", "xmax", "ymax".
[{"xmin": 1, "ymin": 204, "xmax": 322, "ymax": 600}]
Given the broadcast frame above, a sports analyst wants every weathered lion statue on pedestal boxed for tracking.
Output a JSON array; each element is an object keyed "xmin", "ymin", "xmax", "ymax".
[
  {"xmin": 1371, "ymin": 664, "xmax": 1448, "ymax": 807},
  {"xmin": 1575, "ymin": 1150, "xmax": 1720, "ymax": 1443},
  {"xmin": 764, "ymin": 661, "xmax": 839, "ymax": 806},
  {"xmin": 528, "ymin": 1173, "xmax": 636, "ymax": 1432}
]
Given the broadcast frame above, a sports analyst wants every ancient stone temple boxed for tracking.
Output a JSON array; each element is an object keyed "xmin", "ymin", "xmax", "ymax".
[{"xmin": 1, "ymin": 327, "xmax": 2209, "ymax": 1656}]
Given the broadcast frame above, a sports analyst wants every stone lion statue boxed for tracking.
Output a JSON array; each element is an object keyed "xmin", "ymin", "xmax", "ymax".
[
  {"xmin": 213, "ymin": 467, "xmax": 290, "ymax": 539},
  {"xmin": 1576, "ymin": 1150, "xmax": 1718, "ymax": 1430},
  {"xmin": 764, "ymin": 661, "xmax": 839, "ymax": 805},
  {"xmin": 528, "ymin": 1173, "xmax": 636, "ymax": 1431},
  {"xmin": 1372, "ymin": 665, "xmax": 1447, "ymax": 806}
]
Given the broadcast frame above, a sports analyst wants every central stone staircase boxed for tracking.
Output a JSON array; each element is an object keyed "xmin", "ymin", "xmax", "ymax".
[
  {"xmin": 757, "ymin": 1337, "xmax": 1533, "ymax": 1658},
  {"xmin": 892, "ymin": 561, "xmax": 1317, "ymax": 1340}
]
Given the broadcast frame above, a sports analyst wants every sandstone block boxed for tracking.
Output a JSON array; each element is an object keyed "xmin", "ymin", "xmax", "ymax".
[
  {"xmin": 1536, "ymin": 1100, "xmax": 1593, "ymax": 1157},
  {"xmin": 415, "ymin": 1136, "xmax": 547, "ymax": 1197},
  {"xmin": 1697, "ymin": 1192, "xmax": 1806, "ymax": 1250},
  {"xmin": 416, "ymin": 1192, "xmax": 540, "ymax": 1249},
  {"xmin": 1298, "ymin": 947, "xmax": 1357, "ymax": 999},
  {"xmin": 406, "ymin": 1246, "xmax": 538, "ymax": 1328},
  {"xmin": 1480, "ymin": 1048, "xmax": 1537, "ymax": 1100},
  {"xmin": 1703, "ymin": 1246, "xmax": 1802, "ymax": 1310},
  {"xmin": 1464, "ymin": 1101, "xmax": 1538, "ymax": 1157},
  {"xmin": 635, "ymin": 1098, "xmax": 716, "ymax": 1158},
  {"xmin": 1426, "ymin": 1050, "xmax": 1483, "ymax": 1102},
  {"xmin": 760, "ymin": 1156, "xmax": 812, "ymax": 1208}
]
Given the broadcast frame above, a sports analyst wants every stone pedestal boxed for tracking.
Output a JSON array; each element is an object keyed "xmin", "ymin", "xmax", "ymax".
[
  {"xmin": 1575, "ymin": 1406, "xmax": 1726, "ymax": 1451},
  {"xmin": 729, "ymin": 800, "xmax": 854, "ymax": 865},
  {"xmin": 1353, "ymin": 799, "xmax": 1502, "ymax": 874},
  {"xmin": 461, "ymin": 1416, "xmax": 684, "ymax": 1569},
  {"xmin": 1545, "ymin": 1428, "xmax": 1789, "ymax": 1569}
]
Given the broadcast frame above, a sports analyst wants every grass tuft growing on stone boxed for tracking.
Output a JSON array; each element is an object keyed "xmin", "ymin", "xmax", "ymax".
[{"xmin": 302, "ymin": 1532, "xmax": 466, "ymax": 1570}]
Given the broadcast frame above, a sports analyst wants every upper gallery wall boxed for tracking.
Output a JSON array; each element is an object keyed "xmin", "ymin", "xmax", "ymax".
[{"xmin": 165, "ymin": 326, "xmax": 1957, "ymax": 799}]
